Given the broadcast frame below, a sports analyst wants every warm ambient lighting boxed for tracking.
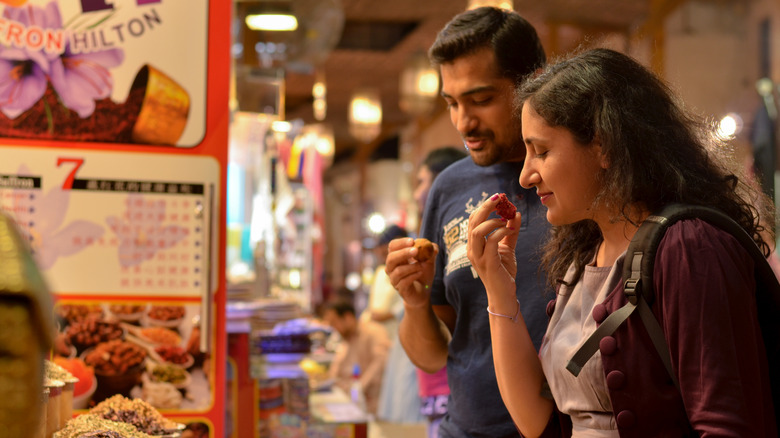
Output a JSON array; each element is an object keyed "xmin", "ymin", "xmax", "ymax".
[
  {"xmin": 467, "ymin": 0, "xmax": 513, "ymax": 10},
  {"xmin": 245, "ymin": 2, "xmax": 298, "ymax": 32},
  {"xmin": 349, "ymin": 88, "xmax": 382, "ymax": 143},
  {"xmin": 716, "ymin": 113, "xmax": 743, "ymax": 140},
  {"xmin": 246, "ymin": 14, "xmax": 298, "ymax": 31},
  {"xmin": 399, "ymin": 51, "xmax": 440, "ymax": 116},
  {"xmin": 367, "ymin": 213, "xmax": 387, "ymax": 235},
  {"xmin": 312, "ymin": 72, "xmax": 327, "ymax": 121}
]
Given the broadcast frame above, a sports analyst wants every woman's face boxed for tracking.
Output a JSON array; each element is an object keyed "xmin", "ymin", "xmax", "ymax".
[
  {"xmin": 519, "ymin": 104, "xmax": 606, "ymax": 226},
  {"xmin": 413, "ymin": 165, "xmax": 434, "ymax": 213}
]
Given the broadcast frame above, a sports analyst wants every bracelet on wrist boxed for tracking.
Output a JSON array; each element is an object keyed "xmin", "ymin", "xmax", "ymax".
[{"xmin": 486, "ymin": 299, "xmax": 520, "ymax": 323}]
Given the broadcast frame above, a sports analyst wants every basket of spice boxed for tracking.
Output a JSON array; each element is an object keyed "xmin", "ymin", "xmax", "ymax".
[
  {"xmin": 55, "ymin": 394, "xmax": 184, "ymax": 438},
  {"xmin": 146, "ymin": 362, "xmax": 191, "ymax": 394},
  {"xmin": 139, "ymin": 327, "xmax": 182, "ymax": 347},
  {"xmin": 65, "ymin": 315, "xmax": 125, "ymax": 355},
  {"xmin": 82, "ymin": 340, "xmax": 147, "ymax": 403},
  {"xmin": 55, "ymin": 304, "xmax": 104, "ymax": 328},
  {"xmin": 108, "ymin": 304, "xmax": 148, "ymax": 325},
  {"xmin": 153, "ymin": 345, "xmax": 194, "ymax": 369},
  {"xmin": 53, "ymin": 356, "xmax": 97, "ymax": 409},
  {"xmin": 145, "ymin": 305, "xmax": 186, "ymax": 329}
]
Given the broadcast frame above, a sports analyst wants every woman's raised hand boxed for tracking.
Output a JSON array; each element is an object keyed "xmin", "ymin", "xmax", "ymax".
[{"xmin": 467, "ymin": 193, "xmax": 521, "ymax": 296}]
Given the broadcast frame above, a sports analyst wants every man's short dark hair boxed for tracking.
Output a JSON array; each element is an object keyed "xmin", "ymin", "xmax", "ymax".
[
  {"xmin": 323, "ymin": 299, "xmax": 356, "ymax": 317},
  {"xmin": 429, "ymin": 6, "xmax": 545, "ymax": 84}
]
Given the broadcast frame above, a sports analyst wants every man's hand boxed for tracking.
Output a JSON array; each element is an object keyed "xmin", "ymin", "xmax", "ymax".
[{"xmin": 384, "ymin": 237, "xmax": 438, "ymax": 309}]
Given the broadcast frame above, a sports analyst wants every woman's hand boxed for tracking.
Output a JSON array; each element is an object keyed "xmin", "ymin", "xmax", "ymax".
[
  {"xmin": 385, "ymin": 237, "xmax": 438, "ymax": 309},
  {"xmin": 467, "ymin": 193, "xmax": 522, "ymax": 298}
]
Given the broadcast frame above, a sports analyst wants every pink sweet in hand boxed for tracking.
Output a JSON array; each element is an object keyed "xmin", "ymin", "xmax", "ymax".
[{"xmin": 495, "ymin": 193, "xmax": 516, "ymax": 220}]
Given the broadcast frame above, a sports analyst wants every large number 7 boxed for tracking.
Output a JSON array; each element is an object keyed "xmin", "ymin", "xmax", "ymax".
[{"xmin": 57, "ymin": 157, "xmax": 84, "ymax": 189}]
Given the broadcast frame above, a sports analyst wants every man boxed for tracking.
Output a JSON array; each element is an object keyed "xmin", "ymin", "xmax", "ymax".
[
  {"xmin": 385, "ymin": 7, "xmax": 551, "ymax": 438},
  {"xmin": 322, "ymin": 299, "xmax": 391, "ymax": 416}
]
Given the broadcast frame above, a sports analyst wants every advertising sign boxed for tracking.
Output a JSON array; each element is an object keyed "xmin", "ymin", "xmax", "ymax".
[{"xmin": 0, "ymin": 0, "xmax": 230, "ymax": 436}]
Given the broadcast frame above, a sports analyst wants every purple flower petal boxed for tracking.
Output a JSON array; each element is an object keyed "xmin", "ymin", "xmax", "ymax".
[
  {"xmin": 49, "ymin": 48, "xmax": 123, "ymax": 118},
  {"xmin": 4, "ymin": 1, "xmax": 63, "ymax": 29},
  {"xmin": 0, "ymin": 61, "xmax": 47, "ymax": 118},
  {"xmin": 35, "ymin": 220, "xmax": 104, "ymax": 270},
  {"xmin": 35, "ymin": 186, "xmax": 70, "ymax": 235}
]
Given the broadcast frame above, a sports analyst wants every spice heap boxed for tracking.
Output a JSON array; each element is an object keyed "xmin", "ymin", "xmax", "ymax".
[
  {"xmin": 55, "ymin": 395, "xmax": 181, "ymax": 438},
  {"xmin": 90, "ymin": 395, "xmax": 181, "ymax": 435},
  {"xmin": 54, "ymin": 414, "xmax": 154, "ymax": 438},
  {"xmin": 84, "ymin": 340, "xmax": 147, "ymax": 375}
]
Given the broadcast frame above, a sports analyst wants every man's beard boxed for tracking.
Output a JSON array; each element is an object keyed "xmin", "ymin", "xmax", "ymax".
[
  {"xmin": 466, "ymin": 124, "xmax": 524, "ymax": 166},
  {"xmin": 468, "ymin": 136, "xmax": 524, "ymax": 167}
]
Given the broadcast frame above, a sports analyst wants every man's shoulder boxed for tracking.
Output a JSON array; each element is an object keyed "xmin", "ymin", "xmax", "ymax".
[
  {"xmin": 435, "ymin": 156, "xmax": 474, "ymax": 180},
  {"xmin": 360, "ymin": 319, "xmax": 391, "ymax": 341}
]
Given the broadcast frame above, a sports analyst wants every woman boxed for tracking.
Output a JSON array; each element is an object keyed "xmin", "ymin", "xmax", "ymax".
[{"xmin": 467, "ymin": 48, "xmax": 776, "ymax": 437}]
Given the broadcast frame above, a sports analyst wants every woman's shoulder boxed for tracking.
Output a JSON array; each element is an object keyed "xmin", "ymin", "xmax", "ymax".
[
  {"xmin": 654, "ymin": 217, "xmax": 755, "ymax": 286},
  {"xmin": 658, "ymin": 217, "xmax": 746, "ymax": 256}
]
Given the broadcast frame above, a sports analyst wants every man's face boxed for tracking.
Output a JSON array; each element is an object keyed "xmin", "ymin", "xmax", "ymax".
[
  {"xmin": 440, "ymin": 47, "xmax": 524, "ymax": 166},
  {"xmin": 323, "ymin": 309, "xmax": 354, "ymax": 339},
  {"xmin": 413, "ymin": 165, "xmax": 434, "ymax": 213}
]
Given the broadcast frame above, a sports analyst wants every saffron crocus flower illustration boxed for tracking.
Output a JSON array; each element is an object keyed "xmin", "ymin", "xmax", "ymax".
[
  {"xmin": 0, "ymin": 54, "xmax": 47, "ymax": 118},
  {"xmin": 0, "ymin": 2, "xmax": 61, "ymax": 118},
  {"xmin": 106, "ymin": 194, "xmax": 190, "ymax": 268},
  {"xmin": 12, "ymin": 165, "xmax": 105, "ymax": 270},
  {"xmin": 49, "ymin": 46, "xmax": 124, "ymax": 118},
  {"xmin": 36, "ymin": 0, "xmax": 124, "ymax": 119},
  {"xmin": 0, "ymin": 1, "xmax": 124, "ymax": 119}
]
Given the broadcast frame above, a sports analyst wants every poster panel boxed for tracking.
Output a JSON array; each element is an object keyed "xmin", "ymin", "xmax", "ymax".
[
  {"xmin": 0, "ymin": 0, "xmax": 229, "ymax": 435},
  {"xmin": 0, "ymin": 0, "xmax": 208, "ymax": 147}
]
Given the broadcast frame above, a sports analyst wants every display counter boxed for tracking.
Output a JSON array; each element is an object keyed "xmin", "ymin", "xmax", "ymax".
[
  {"xmin": 228, "ymin": 319, "xmax": 369, "ymax": 438},
  {"xmin": 309, "ymin": 386, "xmax": 369, "ymax": 438}
]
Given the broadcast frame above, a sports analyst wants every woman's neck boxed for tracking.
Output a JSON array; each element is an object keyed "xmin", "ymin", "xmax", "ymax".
[{"xmin": 594, "ymin": 210, "xmax": 648, "ymax": 267}]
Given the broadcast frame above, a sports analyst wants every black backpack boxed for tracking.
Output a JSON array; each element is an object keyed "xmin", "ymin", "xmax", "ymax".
[{"xmin": 565, "ymin": 203, "xmax": 780, "ymax": 425}]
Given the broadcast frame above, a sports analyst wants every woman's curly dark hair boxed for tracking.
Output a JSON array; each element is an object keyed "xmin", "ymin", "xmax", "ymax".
[{"xmin": 515, "ymin": 48, "xmax": 775, "ymax": 289}]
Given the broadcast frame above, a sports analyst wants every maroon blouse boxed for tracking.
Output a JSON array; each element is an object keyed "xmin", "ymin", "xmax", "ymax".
[{"xmin": 539, "ymin": 219, "xmax": 776, "ymax": 437}]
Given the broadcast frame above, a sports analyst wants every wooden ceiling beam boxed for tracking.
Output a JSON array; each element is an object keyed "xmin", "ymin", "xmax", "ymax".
[{"xmin": 632, "ymin": 0, "xmax": 689, "ymax": 76}]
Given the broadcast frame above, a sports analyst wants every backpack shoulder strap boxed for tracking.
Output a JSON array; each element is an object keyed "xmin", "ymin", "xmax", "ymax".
[
  {"xmin": 566, "ymin": 205, "xmax": 679, "ymax": 381},
  {"xmin": 567, "ymin": 204, "xmax": 779, "ymax": 386}
]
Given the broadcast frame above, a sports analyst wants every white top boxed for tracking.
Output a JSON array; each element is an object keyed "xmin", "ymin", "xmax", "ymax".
[{"xmin": 362, "ymin": 265, "xmax": 402, "ymax": 336}]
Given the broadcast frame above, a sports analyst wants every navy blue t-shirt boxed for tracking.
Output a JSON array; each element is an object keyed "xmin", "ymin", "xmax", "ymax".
[{"xmin": 420, "ymin": 158, "xmax": 551, "ymax": 438}]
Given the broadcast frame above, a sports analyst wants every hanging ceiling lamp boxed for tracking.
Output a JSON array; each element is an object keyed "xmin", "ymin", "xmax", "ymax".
[
  {"xmin": 349, "ymin": 88, "xmax": 382, "ymax": 144},
  {"xmin": 245, "ymin": 1, "xmax": 299, "ymax": 32},
  {"xmin": 312, "ymin": 71, "xmax": 327, "ymax": 121},
  {"xmin": 399, "ymin": 51, "xmax": 440, "ymax": 117}
]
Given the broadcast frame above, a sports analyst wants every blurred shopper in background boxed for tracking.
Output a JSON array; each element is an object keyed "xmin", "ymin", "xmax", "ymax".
[
  {"xmin": 323, "ymin": 299, "xmax": 390, "ymax": 416},
  {"xmin": 413, "ymin": 147, "xmax": 470, "ymax": 215},
  {"xmin": 362, "ymin": 225, "xmax": 409, "ymax": 336},
  {"xmin": 372, "ymin": 225, "xmax": 425, "ymax": 424}
]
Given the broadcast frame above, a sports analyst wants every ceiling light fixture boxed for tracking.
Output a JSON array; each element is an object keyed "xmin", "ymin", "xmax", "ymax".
[
  {"xmin": 349, "ymin": 88, "xmax": 382, "ymax": 144},
  {"xmin": 312, "ymin": 71, "xmax": 327, "ymax": 121},
  {"xmin": 399, "ymin": 51, "xmax": 439, "ymax": 116},
  {"xmin": 245, "ymin": 2, "xmax": 298, "ymax": 32}
]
